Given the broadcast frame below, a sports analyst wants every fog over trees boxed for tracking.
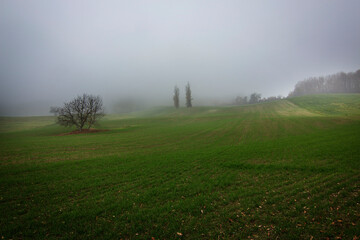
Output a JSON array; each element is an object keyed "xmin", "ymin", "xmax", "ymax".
[{"xmin": 0, "ymin": 1, "xmax": 360, "ymax": 116}]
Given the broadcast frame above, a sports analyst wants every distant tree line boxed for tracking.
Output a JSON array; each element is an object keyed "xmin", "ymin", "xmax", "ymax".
[
  {"xmin": 233, "ymin": 93, "xmax": 283, "ymax": 105},
  {"xmin": 288, "ymin": 69, "xmax": 360, "ymax": 97},
  {"xmin": 233, "ymin": 69, "xmax": 359, "ymax": 105}
]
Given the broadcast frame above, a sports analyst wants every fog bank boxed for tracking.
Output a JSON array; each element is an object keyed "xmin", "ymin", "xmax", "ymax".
[{"xmin": 1, "ymin": 0, "xmax": 360, "ymax": 116}]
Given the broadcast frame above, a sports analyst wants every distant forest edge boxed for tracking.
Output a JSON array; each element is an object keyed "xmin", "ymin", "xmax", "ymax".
[
  {"xmin": 232, "ymin": 68, "xmax": 360, "ymax": 106},
  {"xmin": 288, "ymin": 69, "xmax": 360, "ymax": 97}
]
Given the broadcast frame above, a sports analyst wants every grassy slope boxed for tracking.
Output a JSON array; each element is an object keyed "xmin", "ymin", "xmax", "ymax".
[
  {"xmin": 0, "ymin": 94, "xmax": 359, "ymax": 239},
  {"xmin": 0, "ymin": 116, "xmax": 55, "ymax": 133}
]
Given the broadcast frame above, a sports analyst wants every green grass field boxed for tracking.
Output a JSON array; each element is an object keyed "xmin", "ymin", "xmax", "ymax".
[{"xmin": 1, "ymin": 94, "xmax": 359, "ymax": 239}]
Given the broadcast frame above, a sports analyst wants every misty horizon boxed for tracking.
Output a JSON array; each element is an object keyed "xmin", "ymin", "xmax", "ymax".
[{"xmin": 1, "ymin": 0, "xmax": 360, "ymax": 116}]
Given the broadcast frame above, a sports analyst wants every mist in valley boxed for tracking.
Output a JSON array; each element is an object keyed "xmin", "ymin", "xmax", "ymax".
[{"xmin": 1, "ymin": 0, "xmax": 360, "ymax": 116}]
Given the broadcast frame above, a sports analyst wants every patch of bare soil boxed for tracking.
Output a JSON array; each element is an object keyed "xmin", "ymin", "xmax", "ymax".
[{"xmin": 57, "ymin": 129, "xmax": 109, "ymax": 136}]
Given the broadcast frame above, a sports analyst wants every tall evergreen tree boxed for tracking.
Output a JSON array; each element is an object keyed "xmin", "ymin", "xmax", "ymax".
[
  {"xmin": 173, "ymin": 85, "xmax": 180, "ymax": 108},
  {"xmin": 185, "ymin": 82, "xmax": 192, "ymax": 108}
]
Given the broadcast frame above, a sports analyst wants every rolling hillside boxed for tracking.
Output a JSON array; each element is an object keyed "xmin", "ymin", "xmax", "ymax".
[{"xmin": 0, "ymin": 94, "xmax": 359, "ymax": 239}]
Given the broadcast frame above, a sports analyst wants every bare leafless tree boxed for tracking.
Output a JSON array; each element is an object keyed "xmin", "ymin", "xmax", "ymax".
[
  {"xmin": 288, "ymin": 69, "xmax": 360, "ymax": 97},
  {"xmin": 233, "ymin": 96, "xmax": 248, "ymax": 105},
  {"xmin": 185, "ymin": 82, "xmax": 192, "ymax": 108},
  {"xmin": 173, "ymin": 85, "xmax": 180, "ymax": 108},
  {"xmin": 50, "ymin": 94, "xmax": 104, "ymax": 131},
  {"xmin": 249, "ymin": 92, "xmax": 261, "ymax": 104}
]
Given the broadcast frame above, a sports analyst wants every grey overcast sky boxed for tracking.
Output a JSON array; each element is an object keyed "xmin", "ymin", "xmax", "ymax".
[{"xmin": 0, "ymin": 0, "xmax": 359, "ymax": 115}]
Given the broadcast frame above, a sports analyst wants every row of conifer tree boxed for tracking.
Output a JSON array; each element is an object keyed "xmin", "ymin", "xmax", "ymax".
[{"xmin": 173, "ymin": 82, "xmax": 192, "ymax": 108}]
